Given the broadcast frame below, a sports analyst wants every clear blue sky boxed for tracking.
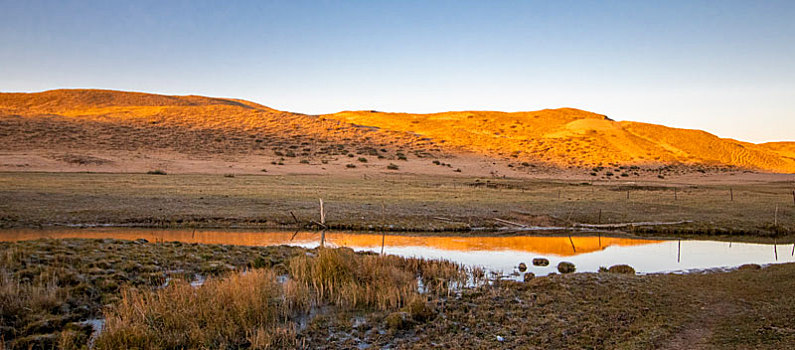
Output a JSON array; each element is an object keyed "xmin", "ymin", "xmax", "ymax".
[{"xmin": 1, "ymin": 0, "xmax": 793, "ymax": 142}]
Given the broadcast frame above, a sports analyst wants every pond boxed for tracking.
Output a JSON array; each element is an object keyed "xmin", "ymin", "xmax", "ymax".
[{"xmin": 2, "ymin": 228, "xmax": 793, "ymax": 277}]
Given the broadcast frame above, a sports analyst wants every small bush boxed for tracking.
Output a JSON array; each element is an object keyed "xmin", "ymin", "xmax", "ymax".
[
  {"xmin": 387, "ymin": 163, "xmax": 399, "ymax": 170},
  {"xmin": 358, "ymin": 157, "xmax": 368, "ymax": 163},
  {"xmin": 299, "ymin": 159, "xmax": 310, "ymax": 164},
  {"xmin": 345, "ymin": 164, "xmax": 356, "ymax": 169},
  {"xmin": 147, "ymin": 170, "xmax": 167, "ymax": 175},
  {"xmin": 607, "ymin": 264, "xmax": 636, "ymax": 274}
]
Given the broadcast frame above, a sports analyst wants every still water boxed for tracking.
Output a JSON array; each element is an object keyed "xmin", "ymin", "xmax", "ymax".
[{"xmin": 2, "ymin": 228, "xmax": 793, "ymax": 276}]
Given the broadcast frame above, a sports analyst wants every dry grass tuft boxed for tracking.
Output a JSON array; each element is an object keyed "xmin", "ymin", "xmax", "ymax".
[
  {"xmin": 94, "ymin": 247, "xmax": 469, "ymax": 348},
  {"xmin": 96, "ymin": 269, "xmax": 292, "ymax": 349},
  {"xmin": 289, "ymin": 248, "xmax": 415, "ymax": 310}
]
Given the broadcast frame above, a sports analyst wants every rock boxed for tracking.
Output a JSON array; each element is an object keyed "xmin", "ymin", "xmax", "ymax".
[
  {"xmin": 607, "ymin": 264, "xmax": 636, "ymax": 274},
  {"xmin": 523, "ymin": 272, "xmax": 535, "ymax": 282},
  {"xmin": 532, "ymin": 258, "xmax": 550, "ymax": 266},
  {"xmin": 496, "ymin": 335, "xmax": 505, "ymax": 342},
  {"xmin": 518, "ymin": 262, "xmax": 527, "ymax": 272},
  {"xmin": 557, "ymin": 261, "xmax": 576, "ymax": 274},
  {"xmin": 738, "ymin": 263, "xmax": 761, "ymax": 271},
  {"xmin": 134, "ymin": 238, "xmax": 149, "ymax": 244}
]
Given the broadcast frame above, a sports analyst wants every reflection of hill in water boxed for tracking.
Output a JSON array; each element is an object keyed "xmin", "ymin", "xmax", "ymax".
[{"xmin": 0, "ymin": 229, "xmax": 663, "ymax": 257}]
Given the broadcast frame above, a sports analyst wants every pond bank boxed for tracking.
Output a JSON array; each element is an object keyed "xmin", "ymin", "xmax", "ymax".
[{"xmin": 2, "ymin": 238, "xmax": 795, "ymax": 349}]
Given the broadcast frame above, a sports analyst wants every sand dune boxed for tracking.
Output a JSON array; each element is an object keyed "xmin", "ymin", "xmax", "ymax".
[{"xmin": 1, "ymin": 89, "xmax": 793, "ymax": 174}]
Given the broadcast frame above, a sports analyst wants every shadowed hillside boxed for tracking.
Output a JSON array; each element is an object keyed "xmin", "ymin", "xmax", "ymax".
[{"xmin": 1, "ymin": 89, "xmax": 793, "ymax": 174}]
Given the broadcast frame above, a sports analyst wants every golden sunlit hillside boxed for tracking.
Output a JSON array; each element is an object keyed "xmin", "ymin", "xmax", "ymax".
[
  {"xmin": 0, "ymin": 89, "xmax": 443, "ymax": 161},
  {"xmin": 1, "ymin": 89, "xmax": 793, "ymax": 173},
  {"xmin": 329, "ymin": 109, "xmax": 795, "ymax": 173}
]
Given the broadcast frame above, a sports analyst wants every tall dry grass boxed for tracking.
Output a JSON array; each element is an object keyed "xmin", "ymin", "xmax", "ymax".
[
  {"xmin": 0, "ymin": 269, "xmax": 62, "ymax": 339},
  {"xmin": 95, "ymin": 248, "xmax": 469, "ymax": 348},
  {"xmin": 287, "ymin": 248, "xmax": 417, "ymax": 310},
  {"xmin": 96, "ymin": 269, "xmax": 295, "ymax": 349}
]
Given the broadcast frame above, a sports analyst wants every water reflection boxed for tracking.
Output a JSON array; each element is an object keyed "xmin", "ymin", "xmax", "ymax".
[{"xmin": 2, "ymin": 228, "xmax": 793, "ymax": 277}]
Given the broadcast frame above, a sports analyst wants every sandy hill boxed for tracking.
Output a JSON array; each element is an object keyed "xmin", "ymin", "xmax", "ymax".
[
  {"xmin": 0, "ymin": 89, "xmax": 443, "ymax": 160},
  {"xmin": 1, "ymin": 89, "xmax": 793, "ymax": 174},
  {"xmin": 327, "ymin": 109, "xmax": 795, "ymax": 173}
]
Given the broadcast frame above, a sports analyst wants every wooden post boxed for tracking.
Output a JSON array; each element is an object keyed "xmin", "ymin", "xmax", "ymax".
[
  {"xmin": 775, "ymin": 205, "xmax": 778, "ymax": 227},
  {"xmin": 677, "ymin": 239, "xmax": 682, "ymax": 262},
  {"xmin": 319, "ymin": 198, "xmax": 326, "ymax": 225},
  {"xmin": 791, "ymin": 241, "xmax": 794, "ymax": 256},
  {"xmin": 568, "ymin": 234, "xmax": 576, "ymax": 253},
  {"xmin": 792, "ymin": 190, "xmax": 795, "ymax": 206},
  {"xmin": 626, "ymin": 190, "xmax": 630, "ymax": 200},
  {"xmin": 319, "ymin": 198, "xmax": 326, "ymax": 248},
  {"xmin": 380, "ymin": 201, "xmax": 386, "ymax": 255},
  {"xmin": 674, "ymin": 188, "xmax": 677, "ymax": 200},
  {"xmin": 730, "ymin": 188, "xmax": 733, "ymax": 201},
  {"xmin": 598, "ymin": 209, "xmax": 602, "ymax": 224},
  {"xmin": 558, "ymin": 190, "xmax": 561, "ymax": 199},
  {"xmin": 598, "ymin": 231, "xmax": 602, "ymax": 248},
  {"xmin": 774, "ymin": 239, "xmax": 778, "ymax": 261}
]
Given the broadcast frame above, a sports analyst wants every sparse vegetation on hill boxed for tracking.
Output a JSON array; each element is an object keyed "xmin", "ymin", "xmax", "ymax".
[
  {"xmin": 0, "ymin": 89, "xmax": 443, "ymax": 162},
  {"xmin": 1, "ymin": 89, "xmax": 793, "ymax": 173}
]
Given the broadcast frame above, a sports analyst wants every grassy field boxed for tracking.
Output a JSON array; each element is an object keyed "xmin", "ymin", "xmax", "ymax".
[
  {"xmin": 2, "ymin": 239, "xmax": 794, "ymax": 349},
  {"xmin": 0, "ymin": 172, "xmax": 793, "ymax": 237}
]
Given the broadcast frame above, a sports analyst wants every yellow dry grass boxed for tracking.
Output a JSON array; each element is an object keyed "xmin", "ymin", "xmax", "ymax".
[{"xmin": 94, "ymin": 247, "xmax": 466, "ymax": 349}]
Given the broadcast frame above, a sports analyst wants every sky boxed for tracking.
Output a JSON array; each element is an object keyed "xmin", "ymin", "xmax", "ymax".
[{"xmin": 1, "ymin": 0, "xmax": 793, "ymax": 143}]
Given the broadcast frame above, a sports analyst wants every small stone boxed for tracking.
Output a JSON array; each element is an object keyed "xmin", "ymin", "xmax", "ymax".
[
  {"xmin": 523, "ymin": 272, "xmax": 535, "ymax": 282},
  {"xmin": 518, "ymin": 262, "xmax": 527, "ymax": 272},
  {"xmin": 496, "ymin": 335, "xmax": 505, "ymax": 342},
  {"xmin": 532, "ymin": 258, "xmax": 550, "ymax": 266},
  {"xmin": 738, "ymin": 263, "xmax": 761, "ymax": 271},
  {"xmin": 557, "ymin": 261, "xmax": 576, "ymax": 274}
]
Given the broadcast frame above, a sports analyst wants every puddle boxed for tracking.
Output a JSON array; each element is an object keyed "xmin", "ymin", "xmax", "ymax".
[{"xmin": 2, "ymin": 228, "xmax": 793, "ymax": 277}]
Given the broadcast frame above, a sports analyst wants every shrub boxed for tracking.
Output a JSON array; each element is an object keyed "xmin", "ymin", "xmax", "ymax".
[
  {"xmin": 387, "ymin": 163, "xmax": 399, "ymax": 170},
  {"xmin": 358, "ymin": 157, "xmax": 368, "ymax": 163},
  {"xmin": 146, "ymin": 170, "xmax": 167, "ymax": 175},
  {"xmin": 345, "ymin": 164, "xmax": 356, "ymax": 169}
]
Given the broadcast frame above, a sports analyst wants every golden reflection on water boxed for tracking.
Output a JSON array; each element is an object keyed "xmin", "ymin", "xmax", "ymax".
[{"xmin": 0, "ymin": 228, "xmax": 663, "ymax": 257}]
